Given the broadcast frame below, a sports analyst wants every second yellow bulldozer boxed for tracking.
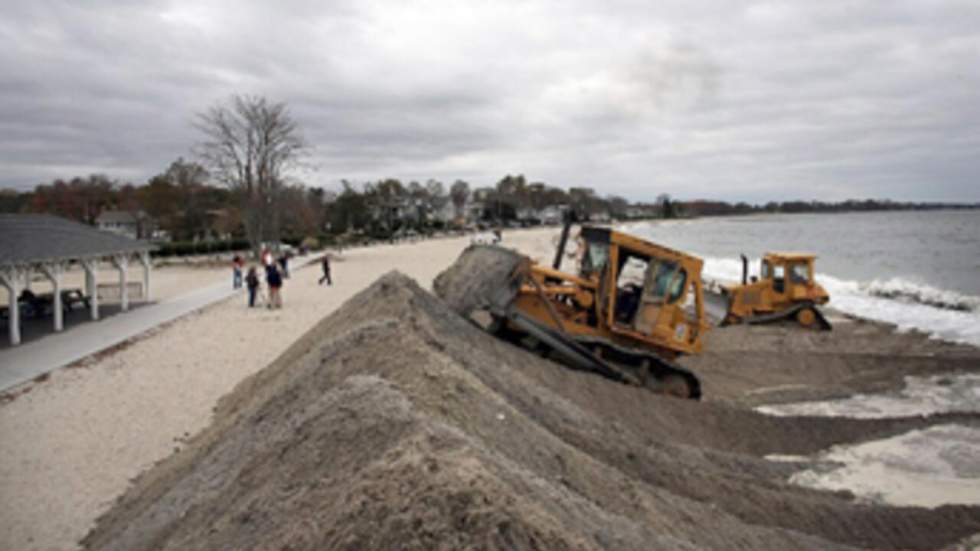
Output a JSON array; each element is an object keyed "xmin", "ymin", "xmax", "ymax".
[
  {"xmin": 717, "ymin": 252, "xmax": 832, "ymax": 330},
  {"xmin": 434, "ymin": 224, "xmax": 709, "ymax": 399}
]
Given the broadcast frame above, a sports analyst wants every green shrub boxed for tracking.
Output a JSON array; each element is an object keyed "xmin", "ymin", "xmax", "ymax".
[{"xmin": 150, "ymin": 239, "xmax": 251, "ymax": 258}]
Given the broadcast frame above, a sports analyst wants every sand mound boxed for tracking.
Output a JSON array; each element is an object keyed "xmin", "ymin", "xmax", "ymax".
[{"xmin": 83, "ymin": 272, "xmax": 980, "ymax": 550}]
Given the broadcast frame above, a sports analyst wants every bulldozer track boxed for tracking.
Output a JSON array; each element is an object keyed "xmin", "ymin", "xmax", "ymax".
[
  {"xmin": 573, "ymin": 334, "xmax": 702, "ymax": 400},
  {"xmin": 742, "ymin": 301, "xmax": 833, "ymax": 330},
  {"xmin": 497, "ymin": 309, "xmax": 701, "ymax": 399}
]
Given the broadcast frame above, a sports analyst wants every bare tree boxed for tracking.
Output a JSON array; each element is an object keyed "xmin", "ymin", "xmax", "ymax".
[
  {"xmin": 449, "ymin": 180, "xmax": 470, "ymax": 219},
  {"xmin": 425, "ymin": 179, "xmax": 446, "ymax": 213},
  {"xmin": 195, "ymin": 94, "xmax": 306, "ymax": 250}
]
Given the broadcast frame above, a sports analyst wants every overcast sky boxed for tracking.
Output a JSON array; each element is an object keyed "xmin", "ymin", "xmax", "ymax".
[{"xmin": 1, "ymin": 1, "xmax": 978, "ymax": 202}]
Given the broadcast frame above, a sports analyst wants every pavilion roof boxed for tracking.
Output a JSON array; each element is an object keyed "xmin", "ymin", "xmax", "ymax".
[{"xmin": 0, "ymin": 214, "xmax": 154, "ymax": 268}]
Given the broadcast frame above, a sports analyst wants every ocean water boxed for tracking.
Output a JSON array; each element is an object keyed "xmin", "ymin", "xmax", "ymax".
[
  {"xmin": 767, "ymin": 424, "xmax": 980, "ymax": 508},
  {"xmin": 624, "ymin": 210, "xmax": 980, "ymax": 346},
  {"xmin": 754, "ymin": 373, "xmax": 980, "ymax": 507}
]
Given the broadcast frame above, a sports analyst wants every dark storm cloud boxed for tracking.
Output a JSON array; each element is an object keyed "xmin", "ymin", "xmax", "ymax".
[{"xmin": 1, "ymin": 0, "xmax": 978, "ymax": 201}]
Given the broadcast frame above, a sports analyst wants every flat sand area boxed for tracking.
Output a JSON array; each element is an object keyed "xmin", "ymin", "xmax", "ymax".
[{"xmin": 0, "ymin": 229, "xmax": 555, "ymax": 550}]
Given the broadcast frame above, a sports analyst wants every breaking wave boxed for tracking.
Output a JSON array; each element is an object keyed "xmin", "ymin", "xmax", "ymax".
[
  {"xmin": 699, "ymin": 256, "xmax": 980, "ymax": 347},
  {"xmin": 862, "ymin": 278, "xmax": 980, "ymax": 312}
]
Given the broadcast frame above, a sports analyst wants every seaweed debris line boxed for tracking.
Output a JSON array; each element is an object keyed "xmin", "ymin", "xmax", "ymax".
[{"xmin": 83, "ymin": 272, "xmax": 980, "ymax": 550}]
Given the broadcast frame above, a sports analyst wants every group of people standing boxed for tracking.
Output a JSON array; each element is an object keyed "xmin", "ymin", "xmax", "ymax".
[
  {"xmin": 232, "ymin": 249, "xmax": 290, "ymax": 309},
  {"xmin": 231, "ymin": 249, "xmax": 333, "ymax": 309}
]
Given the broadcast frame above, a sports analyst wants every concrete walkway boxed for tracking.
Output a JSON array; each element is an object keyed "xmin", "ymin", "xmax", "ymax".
[{"xmin": 0, "ymin": 255, "xmax": 316, "ymax": 393}]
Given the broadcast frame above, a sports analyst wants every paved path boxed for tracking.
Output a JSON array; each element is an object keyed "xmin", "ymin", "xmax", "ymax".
[{"xmin": 0, "ymin": 255, "xmax": 316, "ymax": 393}]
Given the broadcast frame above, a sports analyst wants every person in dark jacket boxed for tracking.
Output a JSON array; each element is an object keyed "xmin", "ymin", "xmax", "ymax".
[
  {"xmin": 318, "ymin": 255, "xmax": 332, "ymax": 285},
  {"xmin": 245, "ymin": 267, "xmax": 260, "ymax": 307},
  {"xmin": 266, "ymin": 264, "xmax": 283, "ymax": 309}
]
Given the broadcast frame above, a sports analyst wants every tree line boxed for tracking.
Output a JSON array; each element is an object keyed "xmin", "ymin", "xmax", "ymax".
[
  {"xmin": 681, "ymin": 199, "xmax": 980, "ymax": 217},
  {"xmin": 1, "ymin": 94, "xmax": 976, "ymax": 250},
  {"xmin": 4, "ymin": 170, "xmax": 973, "ymax": 243}
]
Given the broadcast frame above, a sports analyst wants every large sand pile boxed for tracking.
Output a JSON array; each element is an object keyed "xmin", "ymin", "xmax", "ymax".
[{"xmin": 82, "ymin": 272, "xmax": 980, "ymax": 550}]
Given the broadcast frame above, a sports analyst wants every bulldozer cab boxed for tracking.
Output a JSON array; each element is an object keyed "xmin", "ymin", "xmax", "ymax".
[
  {"xmin": 718, "ymin": 250, "xmax": 831, "ymax": 329},
  {"xmin": 580, "ymin": 227, "xmax": 707, "ymax": 356},
  {"xmin": 761, "ymin": 253, "xmax": 818, "ymax": 301}
]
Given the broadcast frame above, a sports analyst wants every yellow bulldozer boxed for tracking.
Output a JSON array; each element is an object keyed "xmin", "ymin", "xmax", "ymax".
[
  {"xmin": 715, "ymin": 252, "xmax": 832, "ymax": 330},
  {"xmin": 434, "ymin": 225, "xmax": 709, "ymax": 399}
]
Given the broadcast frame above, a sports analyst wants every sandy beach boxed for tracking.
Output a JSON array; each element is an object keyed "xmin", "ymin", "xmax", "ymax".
[
  {"xmin": 2, "ymin": 226, "xmax": 979, "ymax": 550},
  {"xmin": 0, "ymin": 228, "xmax": 556, "ymax": 550}
]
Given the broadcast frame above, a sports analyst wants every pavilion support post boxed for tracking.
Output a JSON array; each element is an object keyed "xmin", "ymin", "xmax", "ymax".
[
  {"xmin": 139, "ymin": 251, "xmax": 151, "ymax": 301},
  {"xmin": 38, "ymin": 262, "xmax": 65, "ymax": 332},
  {"xmin": 0, "ymin": 268, "xmax": 23, "ymax": 346},
  {"xmin": 82, "ymin": 259, "xmax": 100, "ymax": 321},
  {"xmin": 112, "ymin": 255, "xmax": 130, "ymax": 312},
  {"xmin": 23, "ymin": 268, "xmax": 32, "ymax": 291}
]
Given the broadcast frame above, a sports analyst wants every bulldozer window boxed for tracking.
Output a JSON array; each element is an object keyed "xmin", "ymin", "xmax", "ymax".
[
  {"xmin": 581, "ymin": 241, "xmax": 610, "ymax": 277},
  {"xmin": 761, "ymin": 260, "xmax": 772, "ymax": 280},
  {"xmin": 773, "ymin": 265, "xmax": 785, "ymax": 293},
  {"xmin": 615, "ymin": 255, "xmax": 648, "ymax": 324},
  {"xmin": 644, "ymin": 259, "xmax": 684, "ymax": 303},
  {"xmin": 790, "ymin": 263, "xmax": 810, "ymax": 284},
  {"xmin": 667, "ymin": 269, "xmax": 687, "ymax": 303}
]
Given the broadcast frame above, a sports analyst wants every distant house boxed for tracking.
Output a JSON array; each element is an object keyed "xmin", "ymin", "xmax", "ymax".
[
  {"xmin": 539, "ymin": 205, "xmax": 566, "ymax": 225},
  {"xmin": 588, "ymin": 209, "xmax": 611, "ymax": 223},
  {"xmin": 95, "ymin": 210, "xmax": 156, "ymax": 240},
  {"xmin": 369, "ymin": 198, "xmax": 426, "ymax": 227},
  {"xmin": 625, "ymin": 205, "xmax": 658, "ymax": 219},
  {"xmin": 515, "ymin": 207, "xmax": 539, "ymax": 222},
  {"xmin": 429, "ymin": 200, "xmax": 458, "ymax": 224},
  {"xmin": 466, "ymin": 201, "xmax": 486, "ymax": 224}
]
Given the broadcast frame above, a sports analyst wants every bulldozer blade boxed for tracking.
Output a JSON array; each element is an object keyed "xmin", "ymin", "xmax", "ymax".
[
  {"xmin": 703, "ymin": 290, "xmax": 732, "ymax": 326},
  {"xmin": 433, "ymin": 244, "xmax": 528, "ymax": 317},
  {"xmin": 811, "ymin": 306, "xmax": 833, "ymax": 331}
]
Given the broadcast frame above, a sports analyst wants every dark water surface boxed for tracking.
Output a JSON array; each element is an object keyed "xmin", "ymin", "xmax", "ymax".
[{"xmin": 630, "ymin": 210, "xmax": 980, "ymax": 295}]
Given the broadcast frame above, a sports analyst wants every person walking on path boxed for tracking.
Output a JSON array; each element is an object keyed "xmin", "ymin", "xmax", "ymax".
[
  {"xmin": 245, "ymin": 267, "xmax": 260, "ymax": 307},
  {"xmin": 278, "ymin": 253, "xmax": 290, "ymax": 279},
  {"xmin": 232, "ymin": 254, "xmax": 244, "ymax": 289},
  {"xmin": 318, "ymin": 255, "xmax": 332, "ymax": 285},
  {"xmin": 266, "ymin": 263, "xmax": 283, "ymax": 309}
]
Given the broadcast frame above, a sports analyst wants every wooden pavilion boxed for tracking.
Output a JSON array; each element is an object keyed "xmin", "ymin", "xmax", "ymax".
[{"xmin": 0, "ymin": 214, "xmax": 155, "ymax": 346}]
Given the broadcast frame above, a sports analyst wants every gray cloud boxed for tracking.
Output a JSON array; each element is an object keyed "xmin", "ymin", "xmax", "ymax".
[{"xmin": 1, "ymin": 0, "xmax": 978, "ymax": 202}]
